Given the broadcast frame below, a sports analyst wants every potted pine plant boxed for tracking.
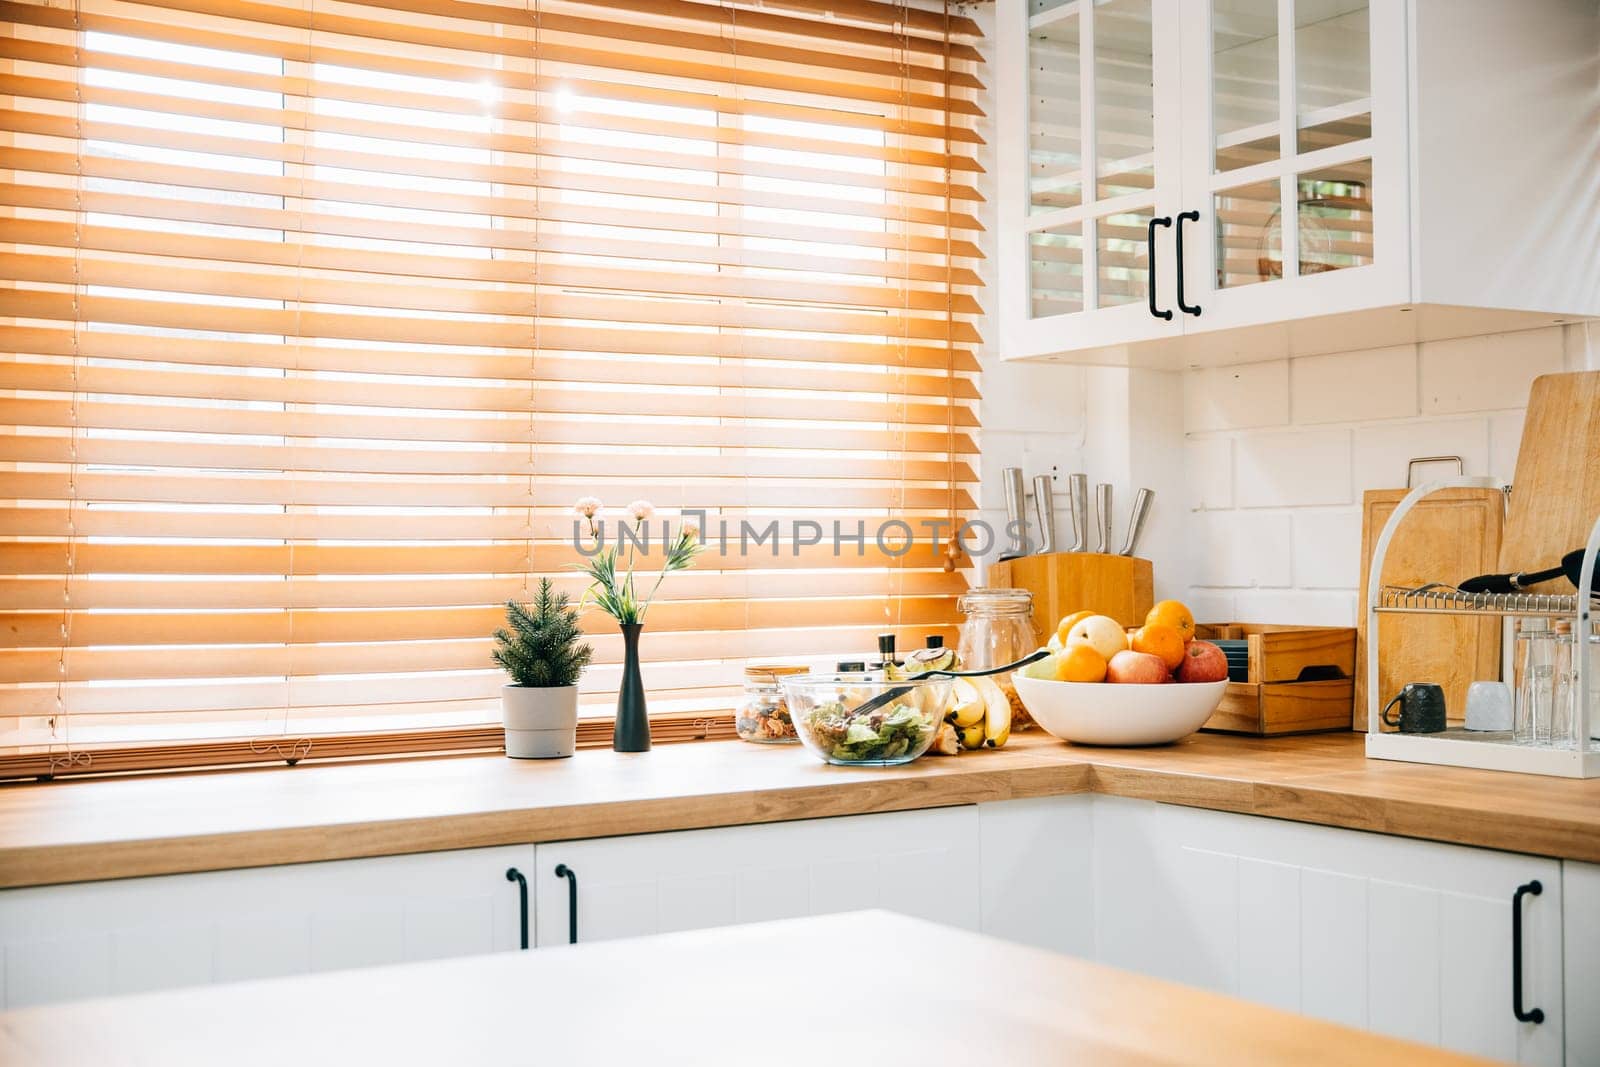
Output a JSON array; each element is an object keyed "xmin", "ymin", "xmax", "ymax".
[{"xmin": 493, "ymin": 578, "xmax": 594, "ymax": 759}]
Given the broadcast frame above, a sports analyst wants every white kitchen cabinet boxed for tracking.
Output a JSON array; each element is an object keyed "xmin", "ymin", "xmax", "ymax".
[
  {"xmin": 1092, "ymin": 796, "xmax": 1565, "ymax": 1064},
  {"xmin": 995, "ymin": 0, "xmax": 1600, "ymax": 367},
  {"xmin": 1565, "ymin": 861, "xmax": 1600, "ymax": 1067},
  {"xmin": 976, "ymin": 796, "xmax": 1095, "ymax": 957},
  {"xmin": 531, "ymin": 807, "xmax": 980, "ymax": 947},
  {"xmin": 0, "ymin": 844, "xmax": 534, "ymax": 1009}
]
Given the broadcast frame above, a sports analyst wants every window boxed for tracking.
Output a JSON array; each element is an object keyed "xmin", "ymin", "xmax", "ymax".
[{"xmin": 0, "ymin": 0, "xmax": 985, "ymax": 776}]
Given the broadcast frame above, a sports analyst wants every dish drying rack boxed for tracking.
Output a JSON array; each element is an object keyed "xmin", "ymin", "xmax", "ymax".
[{"xmin": 1366, "ymin": 475, "xmax": 1599, "ymax": 778}]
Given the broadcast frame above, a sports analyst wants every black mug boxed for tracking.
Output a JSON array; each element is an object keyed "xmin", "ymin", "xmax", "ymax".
[{"xmin": 1382, "ymin": 683, "xmax": 1447, "ymax": 734}]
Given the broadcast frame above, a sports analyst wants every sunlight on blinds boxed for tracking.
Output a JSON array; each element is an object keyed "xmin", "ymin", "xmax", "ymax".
[{"xmin": 0, "ymin": 0, "xmax": 986, "ymax": 776}]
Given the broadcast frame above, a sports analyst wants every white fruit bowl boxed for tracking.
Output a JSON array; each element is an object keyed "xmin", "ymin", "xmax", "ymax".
[{"xmin": 1014, "ymin": 676, "xmax": 1227, "ymax": 746}]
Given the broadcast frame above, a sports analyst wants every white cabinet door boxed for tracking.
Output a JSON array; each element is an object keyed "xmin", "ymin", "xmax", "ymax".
[
  {"xmin": 0, "ymin": 844, "xmax": 535, "ymax": 1009},
  {"xmin": 1175, "ymin": 0, "xmax": 1410, "ymax": 333},
  {"xmin": 976, "ymin": 796, "xmax": 1095, "ymax": 957},
  {"xmin": 1093, "ymin": 796, "xmax": 1564, "ymax": 1065},
  {"xmin": 1565, "ymin": 861, "xmax": 1600, "ymax": 1067},
  {"xmin": 996, "ymin": 0, "xmax": 1188, "ymax": 361},
  {"xmin": 532, "ymin": 807, "xmax": 979, "ymax": 947}
]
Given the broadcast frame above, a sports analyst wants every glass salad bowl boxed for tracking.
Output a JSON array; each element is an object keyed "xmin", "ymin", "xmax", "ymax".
[{"xmin": 780, "ymin": 674, "xmax": 954, "ymax": 766}]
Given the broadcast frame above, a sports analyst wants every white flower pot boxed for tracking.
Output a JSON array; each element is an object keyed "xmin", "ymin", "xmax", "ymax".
[{"xmin": 501, "ymin": 684, "xmax": 578, "ymax": 759}]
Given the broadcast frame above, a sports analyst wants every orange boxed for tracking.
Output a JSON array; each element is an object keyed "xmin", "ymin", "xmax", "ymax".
[
  {"xmin": 1054, "ymin": 609, "xmax": 1096, "ymax": 646},
  {"xmin": 1131, "ymin": 622, "xmax": 1185, "ymax": 671},
  {"xmin": 1055, "ymin": 642, "xmax": 1108, "ymax": 683},
  {"xmin": 1145, "ymin": 599, "xmax": 1196, "ymax": 644}
]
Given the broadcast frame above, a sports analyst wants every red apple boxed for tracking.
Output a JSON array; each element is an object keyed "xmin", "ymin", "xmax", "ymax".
[
  {"xmin": 1177, "ymin": 639, "xmax": 1229, "ymax": 683},
  {"xmin": 1106, "ymin": 649, "xmax": 1170, "ymax": 684}
]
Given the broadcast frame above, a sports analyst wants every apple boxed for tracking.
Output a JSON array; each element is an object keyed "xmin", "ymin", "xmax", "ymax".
[
  {"xmin": 1066, "ymin": 614, "xmax": 1128, "ymax": 661},
  {"xmin": 1177, "ymin": 639, "xmax": 1229, "ymax": 683},
  {"xmin": 1106, "ymin": 649, "xmax": 1169, "ymax": 685}
]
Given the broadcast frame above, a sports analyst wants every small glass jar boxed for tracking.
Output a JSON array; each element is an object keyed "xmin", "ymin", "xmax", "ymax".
[
  {"xmin": 736, "ymin": 664, "xmax": 809, "ymax": 743},
  {"xmin": 956, "ymin": 588, "xmax": 1041, "ymax": 728}
]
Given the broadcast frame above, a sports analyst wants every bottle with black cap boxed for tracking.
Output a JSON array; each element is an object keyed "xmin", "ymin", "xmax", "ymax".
[{"xmin": 871, "ymin": 632, "xmax": 899, "ymax": 680}]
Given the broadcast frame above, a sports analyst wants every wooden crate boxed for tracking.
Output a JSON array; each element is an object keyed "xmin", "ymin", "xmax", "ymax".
[{"xmin": 1196, "ymin": 623, "xmax": 1356, "ymax": 736}]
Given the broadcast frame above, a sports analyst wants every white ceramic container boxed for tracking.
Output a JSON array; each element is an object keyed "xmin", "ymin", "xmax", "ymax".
[{"xmin": 501, "ymin": 684, "xmax": 579, "ymax": 759}]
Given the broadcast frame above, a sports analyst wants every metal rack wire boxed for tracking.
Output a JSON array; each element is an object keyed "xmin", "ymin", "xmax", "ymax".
[{"xmin": 1376, "ymin": 584, "xmax": 1581, "ymax": 618}]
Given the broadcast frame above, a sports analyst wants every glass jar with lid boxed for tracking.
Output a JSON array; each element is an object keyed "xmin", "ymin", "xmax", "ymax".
[
  {"xmin": 736, "ymin": 664, "xmax": 809, "ymax": 743},
  {"xmin": 956, "ymin": 588, "xmax": 1042, "ymax": 729}
]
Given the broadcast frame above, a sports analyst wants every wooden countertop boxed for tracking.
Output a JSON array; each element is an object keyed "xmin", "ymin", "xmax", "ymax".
[
  {"xmin": 2, "ymin": 732, "xmax": 1598, "ymax": 889},
  {"xmin": 0, "ymin": 911, "xmax": 1494, "ymax": 1067}
]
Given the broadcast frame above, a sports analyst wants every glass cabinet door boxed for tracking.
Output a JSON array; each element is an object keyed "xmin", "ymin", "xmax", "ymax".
[
  {"xmin": 1184, "ymin": 0, "xmax": 1398, "ymax": 318},
  {"xmin": 1023, "ymin": 0, "xmax": 1180, "ymax": 333}
]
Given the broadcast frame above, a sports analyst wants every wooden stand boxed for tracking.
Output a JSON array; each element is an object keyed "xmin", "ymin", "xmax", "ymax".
[
  {"xmin": 986, "ymin": 552, "xmax": 1153, "ymax": 629},
  {"xmin": 1197, "ymin": 623, "xmax": 1356, "ymax": 736}
]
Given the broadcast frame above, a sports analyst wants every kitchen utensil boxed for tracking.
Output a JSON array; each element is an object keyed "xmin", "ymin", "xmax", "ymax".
[
  {"xmin": 1355, "ymin": 485, "xmax": 1504, "ymax": 730},
  {"xmin": 1195, "ymin": 622, "xmax": 1355, "ymax": 735},
  {"xmin": 1000, "ymin": 467, "xmax": 1029, "ymax": 560},
  {"xmin": 839, "ymin": 649, "xmax": 1050, "ymax": 721},
  {"xmin": 1464, "ymin": 681, "xmax": 1513, "ymax": 732},
  {"xmin": 987, "ymin": 552, "xmax": 1153, "ymax": 630},
  {"xmin": 1496, "ymin": 372, "xmax": 1600, "ymax": 595},
  {"xmin": 956, "ymin": 587, "xmax": 1043, "ymax": 728},
  {"xmin": 1118, "ymin": 488, "xmax": 1153, "ymax": 557},
  {"xmin": 1033, "ymin": 475, "xmax": 1058, "ymax": 554},
  {"xmin": 781, "ymin": 674, "xmax": 955, "ymax": 766},
  {"xmin": 1095, "ymin": 483, "xmax": 1112, "ymax": 554},
  {"xmin": 1459, "ymin": 548, "xmax": 1600, "ymax": 597},
  {"xmin": 1382, "ymin": 682, "xmax": 1447, "ymax": 734},
  {"xmin": 1016, "ymin": 675, "xmax": 1227, "ymax": 746},
  {"xmin": 1066, "ymin": 473, "xmax": 1088, "ymax": 552}
]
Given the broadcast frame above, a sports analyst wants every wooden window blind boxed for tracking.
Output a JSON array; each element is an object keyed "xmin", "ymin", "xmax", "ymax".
[{"xmin": 0, "ymin": 0, "xmax": 985, "ymax": 778}]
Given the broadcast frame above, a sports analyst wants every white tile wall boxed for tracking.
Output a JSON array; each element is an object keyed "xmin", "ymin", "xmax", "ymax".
[{"xmin": 1178, "ymin": 324, "xmax": 1594, "ymax": 626}]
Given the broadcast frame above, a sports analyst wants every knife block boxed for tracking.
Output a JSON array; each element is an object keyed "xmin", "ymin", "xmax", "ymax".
[{"xmin": 986, "ymin": 552, "xmax": 1154, "ymax": 630}]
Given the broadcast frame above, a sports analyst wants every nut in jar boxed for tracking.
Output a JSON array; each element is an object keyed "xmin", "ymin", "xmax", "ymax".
[{"xmin": 736, "ymin": 664, "xmax": 810, "ymax": 743}]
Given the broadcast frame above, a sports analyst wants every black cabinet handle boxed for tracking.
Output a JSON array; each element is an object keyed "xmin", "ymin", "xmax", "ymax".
[
  {"xmin": 1512, "ymin": 879, "xmax": 1544, "ymax": 1024},
  {"xmin": 505, "ymin": 867, "xmax": 529, "ymax": 951},
  {"xmin": 1175, "ymin": 210, "xmax": 1201, "ymax": 316},
  {"xmin": 554, "ymin": 863, "xmax": 578, "ymax": 944},
  {"xmin": 1146, "ymin": 215, "xmax": 1173, "ymax": 320}
]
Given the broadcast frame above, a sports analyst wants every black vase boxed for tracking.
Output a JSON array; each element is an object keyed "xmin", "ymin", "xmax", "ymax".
[{"xmin": 613, "ymin": 622, "xmax": 650, "ymax": 752}]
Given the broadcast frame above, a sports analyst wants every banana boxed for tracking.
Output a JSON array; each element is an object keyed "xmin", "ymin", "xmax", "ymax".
[
  {"xmin": 971, "ymin": 674, "xmax": 1012, "ymax": 748},
  {"xmin": 958, "ymin": 721, "xmax": 986, "ymax": 750},
  {"xmin": 946, "ymin": 677, "xmax": 984, "ymax": 728}
]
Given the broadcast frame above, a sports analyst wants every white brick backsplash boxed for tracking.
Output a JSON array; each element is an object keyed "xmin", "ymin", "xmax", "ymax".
[
  {"xmin": 1190, "ymin": 511, "xmax": 1293, "ymax": 587},
  {"xmin": 1184, "ymin": 360, "xmax": 1289, "ymax": 432},
  {"xmin": 1291, "ymin": 508, "xmax": 1363, "ymax": 589},
  {"xmin": 1184, "ymin": 437, "xmax": 1233, "ymax": 510},
  {"xmin": 1350, "ymin": 417, "xmax": 1488, "ymax": 494},
  {"xmin": 981, "ymin": 361, "xmax": 1088, "ymax": 435},
  {"xmin": 1419, "ymin": 328, "xmax": 1564, "ymax": 415},
  {"xmin": 1231, "ymin": 589, "xmax": 1358, "ymax": 627},
  {"xmin": 1291, "ymin": 345, "xmax": 1417, "ymax": 424},
  {"xmin": 1234, "ymin": 428, "xmax": 1352, "ymax": 508},
  {"xmin": 1184, "ymin": 589, "xmax": 1237, "ymax": 625},
  {"xmin": 1488, "ymin": 410, "xmax": 1525, "ymax": 487}
]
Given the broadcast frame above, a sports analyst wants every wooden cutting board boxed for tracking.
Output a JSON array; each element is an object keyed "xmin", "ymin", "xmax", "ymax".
[
  {"xmin": 1355, "ymin": 487, "xmax": 1504, "ymax": 730},
  {"xmin": 1498, "ymin": 370, "xmax": 1600, "ymax": 591}
]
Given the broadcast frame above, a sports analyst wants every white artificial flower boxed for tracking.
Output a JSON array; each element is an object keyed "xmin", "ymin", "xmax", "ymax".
[
  {"xmin": 626, "ymin": 499, "xmax": 655, "ymax": 522},
  {"xmin": 572, "ymin": 496, "xmax": 602, "ymax": 519}
]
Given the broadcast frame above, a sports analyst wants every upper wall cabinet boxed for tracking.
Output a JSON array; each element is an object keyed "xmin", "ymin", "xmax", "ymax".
[{"xmin": 995, "ymin": 0, "xmax": 1600, "ymax": 367}]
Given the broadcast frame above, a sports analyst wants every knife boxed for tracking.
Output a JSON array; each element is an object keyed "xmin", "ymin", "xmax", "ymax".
[
  {"xmin": 1066, "ymin": 473, "xmax": 1088, "ymax": 552},
  {"xmin": 1033, "ymin": 474, "xmax": 1057, "ymax": 554},
  {"xmin": 1000, "ymin": 467, "xmax": 1029, "ymax": 559},
  {"xmin": 1119, "ymin": 488, "xmax": 1154, "ymax": 557},
  {"xmin": 1096, "ymin": 483, "xmax": 1113, "ymax": 555}
]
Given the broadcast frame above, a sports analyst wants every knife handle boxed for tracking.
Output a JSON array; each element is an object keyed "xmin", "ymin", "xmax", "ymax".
[
  {"xmin": 1067, "ymin": 474, "xmax": 1088, "ymax": 552},
  {"xmin": 1096, "ymin": 483, "xmax": 1113, "ymax": 555},
  {"xmin": 1120, "ymin": 488, "xmax": 1153, "ymax": 557},
  {"xmin": 1032, "ymin": 475, "xmax": 1056, "ymax": 554}
]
